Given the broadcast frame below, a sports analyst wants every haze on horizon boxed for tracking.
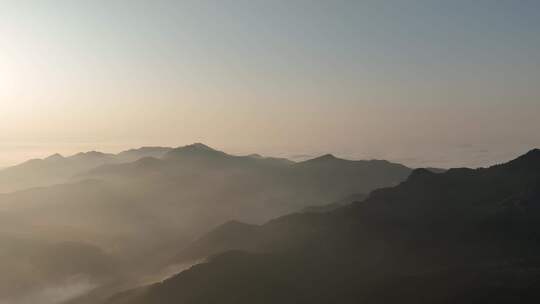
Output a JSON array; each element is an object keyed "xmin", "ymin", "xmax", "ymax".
[{"xmin": 2, "ymin": 0, "xmax": 540, "ymax": 168}]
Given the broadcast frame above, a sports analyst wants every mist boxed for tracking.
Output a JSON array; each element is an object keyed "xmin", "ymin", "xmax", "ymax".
[
  {"xmin": 2, "ymin": 1, "xmax": 540, "ymax": 303},
  {"xmin": 0, "ymin": 143, "xmax": 412, "ymax": 302},
  {"xmin": 3, "ymin": 276, "xmax": 96, "ymax": 304}
]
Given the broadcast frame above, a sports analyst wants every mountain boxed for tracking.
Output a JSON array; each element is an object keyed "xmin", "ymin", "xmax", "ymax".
[
  {"xmin": 115, "ymin": 147, "xmax": 172, "ymax": 162},
  {"xmin": 171, "ymin": 221, "xmax": 262, "ymax": 265},
  {"xmin": 105, "ymin": 149, "xmax": 540, "ymax": 304},
  {"xmin": 172, "ymin": 193, "xmax": 369, "ymax": 266},
  {"xmin": 0, "ymin": 151, "xmax": 114, "ymax": 193},
  {"xmin": 299, "ymin": 192, "xmax": 368, "ymax": 213},
  {"xmin": 296, "ymin": 153, "xmax": 409, "ymax": 198},
  {"xmin": 0, "ymin": 147, "xmax": 173, "ymax": 193},
  {"xmin": 164, "ymin": 143, "xmax": 228, "ymax": 159},
  {"xmin": 160, "ymin": 143, "xmax": 295, "ymax": 169},
  {"xmin": 77, "ymin": 143, "xmax": 412, "ymax": 223},
  {"xmin": 0, "ymin": 143, "xmax": 412, "ymax": 303}
]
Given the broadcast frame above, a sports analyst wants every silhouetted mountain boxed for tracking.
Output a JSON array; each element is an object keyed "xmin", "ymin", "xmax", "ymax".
[
  {"xmin": 172, "ymin": 221, "xmax": 262, "ymax": 264},
  {"xmin": 106, "ymin": 149, "xmax": 540, "ymax": 304},
  {"xmin": 0, "ymin": 147, "xmax": 173, "ymax": 193},
  {"xmin": 71, "ymin": 151, "xmax": 116, "ymax": 161},
  {"xmin": 45, "ymin": 153, "xmax": 65, "ymax": 161},
  {"xmin": 160, "ymin": 143, "xmax": 294, "ymax": 169},
  {"xmin": 0, "ymin": 143, "xmax": 413, "ymax": 303},
  {"xmin": 424, "ymin": 166, "xmax": 447, "ymax": 173},
  {"xmin": 0, "ymin": 151, "xmax": 116, "ymax": 193},
  {"xmin": 79, "ymin": 144, "xmax": 412, "ymax": 221},
  {"xmin": 116, "ymin": 147, "xmax": 172, "ymax": 162},
  {"xmin": 300, "ymin": 192, "xmax": 367, "ymax": 213},
  {"xmin": 164, "ymin": 143, "xmax": 228, "ymax": 160},
  {"xmin": 287, "ymin": 154, "xmax": 410, "ymax": 204}
]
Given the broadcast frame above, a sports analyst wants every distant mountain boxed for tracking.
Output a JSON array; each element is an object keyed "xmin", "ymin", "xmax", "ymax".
[
  {"xmin": 171, "ymin": 221, "xmax": 262, "ymax": 265},
  {"xmin": 78, "ymin": 143, "xmax": 412, "ymax": 222},
  {"xmin": 161, "ymin": 143, "xmax": 294, "ymax": 169},
  {"xmin": 172, "ymin": 193, "xmax": 370, "ymax": 266},
  {"xmin": 299, "ymin": 192, "xmax": 368, "ymax": 213},
  {"xmin": 106, "ymin": 149, "xmax": 540, "ymax": 304},
  {"xmin": 163, "ymin": 143, "xmax": 229, "ymax": 160},
  {"xmin": 0, "ymin": 143, "xmax": 413, "ymax": 303},
  {"xmin": 1, "ymin": 144, "xmax": 412, "ymax": 251},
  {"xmin": 0, "ymin": 147, "xmax": 172, "ymax": 193},
  {"xmin": 0, "ymin": 151, "xmax": 115, "ymax": 193},
  {"xmin": 116, "ymin": 146, "xmax": 172, "ymax": 162}
]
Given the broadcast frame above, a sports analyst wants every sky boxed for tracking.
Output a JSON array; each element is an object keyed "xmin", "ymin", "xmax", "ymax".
[{"xmin": 1, "ymin": 0, "xmax": 539, "ymax": 168}]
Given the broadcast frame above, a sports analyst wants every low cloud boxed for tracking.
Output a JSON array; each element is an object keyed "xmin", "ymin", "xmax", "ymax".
[{"xmin": 1, "ymin": 276, "xmax": 96, "ymax": 304}]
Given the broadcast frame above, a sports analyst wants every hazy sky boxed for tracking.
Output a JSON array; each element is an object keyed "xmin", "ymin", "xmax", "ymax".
[{"xmin": 1, "ymin": 0, "xmax": 539, "ymax": 168}]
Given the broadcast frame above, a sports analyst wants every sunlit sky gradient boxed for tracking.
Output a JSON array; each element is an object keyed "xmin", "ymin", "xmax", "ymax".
[{"xmin": 1, "ymin": 0, "xmax": 539, "ymax": 168}]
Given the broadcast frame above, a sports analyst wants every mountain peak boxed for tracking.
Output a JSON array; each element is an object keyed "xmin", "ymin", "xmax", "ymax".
[
  {"xmin": 116, "ymin": 146, "xmax": 172, "ymax": 161},
  {"xmin": 176, "ymin": 143, "xmax": 222, "ymax": 154},
  {"xmin": 45, "ymin": 153, "xmax": 64, "ymax": 161},
  {"xmin": 311, "ymin": 154, "xmax": 339, "ymax": 162},
  {"xmin": 74, "ymin": 151, "xmax": 105, "ymax": 156},
  {"xmin": 120, "ymin": 146, "xmax": 171, "ymax": 153},
  {"xmin": 70, "ymin": 151, "xmax": 113, "ymax": 160},
  {"xmin": 186, "ymin": 143, "xmax": 216, "ymax": 151},
  {"xmin": 407, "ymin": 168, "xmax": 437, "ymax": 181},
  {"xmin": 165, "ymin": 143, "xmax": 227, "ymax": 160}
]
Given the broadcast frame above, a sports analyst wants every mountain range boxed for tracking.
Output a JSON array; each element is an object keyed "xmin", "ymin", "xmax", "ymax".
[
  {"xmin": 0, "ymin": 147, "xmax": 172, "ymax": 193},
  {"xmin": 101, "ymin": 149, "xmax": 540, "ymax": 304},
  {"xmin": 0, "ymin": 143, "xmax": 413, "ymax": 303}
]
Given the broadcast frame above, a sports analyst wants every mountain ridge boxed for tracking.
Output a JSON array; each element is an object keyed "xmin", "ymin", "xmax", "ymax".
[
  {"xmin": 102, "ymin": 148, "xmax": 540, "ymax": 304},
  {"xmin": 1, "ymin": 143, "xmax": 415, "ymax": 303}
]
